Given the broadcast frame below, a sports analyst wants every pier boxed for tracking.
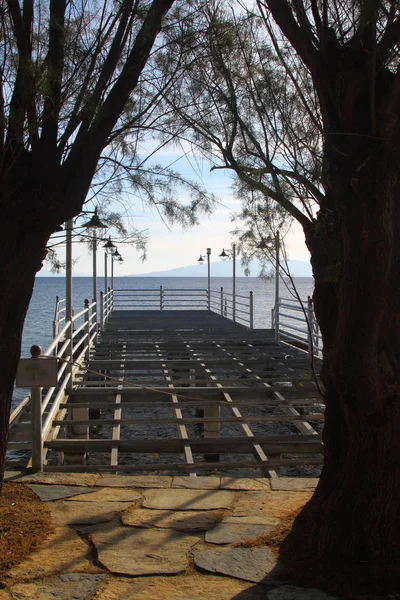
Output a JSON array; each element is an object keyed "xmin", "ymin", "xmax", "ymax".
[{"xmin": 8, "ymin": 287, "xmax": 323, "ymax": 478}]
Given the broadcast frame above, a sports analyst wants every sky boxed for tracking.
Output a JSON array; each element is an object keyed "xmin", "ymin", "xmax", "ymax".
[{"xmin": 45, "ymin": 146, "xmax": 311, "ymax": 277}]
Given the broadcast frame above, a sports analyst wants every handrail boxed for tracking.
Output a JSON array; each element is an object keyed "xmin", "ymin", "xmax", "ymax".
[
  {"xmin": 272, "ymin": 297, "xmax": 322, "ymax": 360},
  {"xmin": 112, "ymin": 286, "xmax": 254, "ymax": 329},
  {"xmin": 27, "ymin": 295, "xmax": 102, "ymax": 472},
  {"xmin": 26, "ymin": 284, "xmax": 258, "ymax": 472}
]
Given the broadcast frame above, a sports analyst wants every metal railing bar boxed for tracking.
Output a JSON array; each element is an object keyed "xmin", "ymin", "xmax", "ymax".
[{"xmin": 44, "ymin": 321, "xmax": 71, "ymax": 355}]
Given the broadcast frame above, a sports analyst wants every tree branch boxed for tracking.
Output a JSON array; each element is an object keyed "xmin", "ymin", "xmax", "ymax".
[
  {"xmin": 259, "ymin": 0, "xmax": 320, "ymax": 75},
  {"xmin": 62, "ymin": 0, "xmax": 175, "ymax": 213},
  {"xmin": 41, "ymin": 0, "xmax": 66, "ymax": 149},
  {"xmin": 377, "ymin": 16, "xmax": 400, "ymax": 68}
]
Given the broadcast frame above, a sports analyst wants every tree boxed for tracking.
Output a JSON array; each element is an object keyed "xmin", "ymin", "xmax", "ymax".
[
  {"xmin": 0, "ymin": 0, "xmax": 215, "ymax": 492},
  {"xmin": 159, "ymin": 0, "xmax": 400, "ymax": 584}
]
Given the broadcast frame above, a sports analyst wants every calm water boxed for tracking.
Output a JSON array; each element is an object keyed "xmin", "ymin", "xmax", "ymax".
[{"xmin": 14, "ymin": 276, "xmax": 314, "ymax": 408}]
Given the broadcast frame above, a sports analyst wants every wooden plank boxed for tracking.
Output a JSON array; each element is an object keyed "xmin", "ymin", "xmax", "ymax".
[
  {"xmin": 54, "ymin": 414, "xmax": 324, "ymax": 427},
  {"xmin": 60, "ymin": 398, "xmax": 324, "ymax": 409},
  {"xmin": 45, "ymin": 436, "xmax": 322, "ymax": 453},
  {"xmin": 44, "ymin": 456, "xmax": 323, "ymax": 473},
  {"xmin": 111, "ymin": 344, "xmax": 126, "ymax": 466},
  {"xmin": 156, "ymin": 342, "xmax": 195, "ymax": 473},
  {"xmin": 44, "ymin": 308, "xmax": 323, "ymax": 476}
]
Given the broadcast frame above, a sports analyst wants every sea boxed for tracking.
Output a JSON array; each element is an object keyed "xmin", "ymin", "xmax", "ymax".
[{"xmin": 14, "ymin": 276, "xmax": 315, "ymax": 410}]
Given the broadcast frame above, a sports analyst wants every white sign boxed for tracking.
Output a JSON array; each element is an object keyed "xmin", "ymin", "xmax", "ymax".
[{"xmin": 16, "ymin": 358, "xmax": 58, "ymax": 387}]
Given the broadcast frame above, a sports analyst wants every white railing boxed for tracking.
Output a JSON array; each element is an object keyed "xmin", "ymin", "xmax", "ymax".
[
  {"xmin": 100, "ymin": 288, "xmax": 113, "ymax": 330},
  {"xmin": 272, "ymin": 296, "xmax": 322, "ymax": 360},
  {"xmin": 210, "ymin": 287, "xmax": 254, "ymax": 330},
  {"xmin": 21, "ymin": 285, "xmax": 257, "ymax": 472},
  {"xmin": 113, "ymin": 286, "xmax": 254, "ymax": 329},
  {"xmin": 52, "ymin": 296, "xmax": 66, "ymax": 337},
  {"xmin": 28, "ymin": 298, "xmax": 99, "ymax": 472}
]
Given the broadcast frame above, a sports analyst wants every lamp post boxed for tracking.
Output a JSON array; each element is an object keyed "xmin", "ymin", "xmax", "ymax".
[
  {"xmin": 103, "ymin": 236, "xmax": 116, "ymax": 292},
  {"xmin": 219, "ymin": 243, "xmax": 236, "ymax": 321},
  {"xmin": 65, "ymin": 219, "xmax": 73, "ymax": 392},
  {"xmin": 81, "ymin": 208, "xmax": 108, "ymax": 305},
  {"xmin": 111, "ymin": 249, "xmax": 122, "ymax": 289},
  {"xmin": 198, "ymin": 248, "xmax": 211, "ymax": 309}
]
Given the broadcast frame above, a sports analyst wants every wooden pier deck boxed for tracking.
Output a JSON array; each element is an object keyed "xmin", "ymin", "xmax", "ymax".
[
  {"xmin": 7, "ymin": 308, "xmax": 324, "ymax": 477},
  {"xmin": 40, "ymin": 310, "xmax": 323, "ymax": 477}
]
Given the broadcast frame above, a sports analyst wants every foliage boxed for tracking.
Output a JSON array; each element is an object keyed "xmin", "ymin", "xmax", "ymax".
[
  {"xmin": 156, "ymin": 0, "xmax": 323, "ymax": 255},
  {"xmin": 0, "ymin": 0, "xmax": 214, "ymax": 229}
]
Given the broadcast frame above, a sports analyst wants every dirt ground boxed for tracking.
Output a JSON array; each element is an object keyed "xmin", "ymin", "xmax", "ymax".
[{"xmin": 0, "ymin": 483, "xmax": 53, "ymax": 576}]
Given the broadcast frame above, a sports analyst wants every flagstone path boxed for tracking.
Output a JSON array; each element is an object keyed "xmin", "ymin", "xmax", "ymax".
[{"xmin": 0, "ymin": 472, "xmax": 340, "ymax": 599}]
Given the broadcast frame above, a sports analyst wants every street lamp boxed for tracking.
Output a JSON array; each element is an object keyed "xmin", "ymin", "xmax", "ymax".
[
  {"xmin": 103, "ymin": 236, "xmax": 116, "ymax": 292},
  {"xmin": 111, "ymin": 249, "xmax": 122, "ymax": 289},
  {"xmin": 198, "ymin": 248, "xmax": 211, "ymax": 309},
  {"xmin": 219, "ymin": 243, "xmax": 237, "ymax": 321},
  {"xmin": 81, "ymin": 208, "xmax": 108, "ymax": 305}
]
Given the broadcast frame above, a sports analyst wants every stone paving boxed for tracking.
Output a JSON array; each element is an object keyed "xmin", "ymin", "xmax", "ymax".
[{"xmin": 0, "ymin": 472, "xmax": 342, "ymax": 600}]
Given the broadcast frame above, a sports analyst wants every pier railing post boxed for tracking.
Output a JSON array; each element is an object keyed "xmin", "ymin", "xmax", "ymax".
[
  {"xmin": 53, "ymin": 295, "xmax": 59, "ymax": 338},
  {"xmin": 28, "ymin": 345, "xmax": 44, "ymax": 472},
  {"xmin": 160, "ymin": 285, "xmax": 163, "ymax": 310},
  {"xmin": 224, "ymin": 297, "xmax": 228, "ymax": 318},
  {"xmin": 31, "ymin": 385, "xmax": 43, "ymax": 472},
  {"xmin": 249, "ymin": 291, "xmax": 254, "ymax": 330},
  {"xmin": 220, "ymin": 287, "xmax": 223, "ymax": 316},
  {"xmin": 100, "ymin": 291, "xmax": 104, "ymax": 331},
  {"xmin": 84, "ymin": 299, "xmax": 90, "ymax": 363},
  {"xmin": 107, "ymin": 286, "xmax": 111, "ymax": 323},
  {"xmin": 93, "ymin": 297, "xmax": 98, "ymax": 340}
]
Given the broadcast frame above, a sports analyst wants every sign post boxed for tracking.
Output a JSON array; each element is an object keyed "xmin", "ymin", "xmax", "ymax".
[{"xmin": 16, "ymin": 345, "xmax": 58, "ymax": 472}]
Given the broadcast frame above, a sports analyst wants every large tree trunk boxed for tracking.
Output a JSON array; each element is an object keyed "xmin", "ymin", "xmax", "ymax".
[
  {"xmin": 0, "ymin": 211, "xmax": 53, "ymax": 492},
  {"xmin": 283, "ymin": 139, "xmax": 400, "ymax": 586}
]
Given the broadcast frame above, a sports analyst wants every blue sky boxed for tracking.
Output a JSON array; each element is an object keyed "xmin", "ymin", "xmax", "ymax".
[{"xmin": 46, "ymin": 146, "xmax": 311, "ymax": 277}]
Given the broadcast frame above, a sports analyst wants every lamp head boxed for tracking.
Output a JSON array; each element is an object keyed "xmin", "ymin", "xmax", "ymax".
[
  {"xmin": 198, "ymin": 255, "xmax": 205, "ymax": 265},
  {"xmin": 219, "ymin": 249, "xmax": 229, "ymax": 261},
  {"xmin": 81, "ymin": 208, "xmax": 107, "ymax": 229},
  {"xmin": 103, "ymin": 236, "xmax": 116, "ymax": 254}
]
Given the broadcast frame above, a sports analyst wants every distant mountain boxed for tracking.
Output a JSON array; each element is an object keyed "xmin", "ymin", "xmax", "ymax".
[{"xmin": 131, "ymin": 259, "xmax": 312, "ymax": 278}]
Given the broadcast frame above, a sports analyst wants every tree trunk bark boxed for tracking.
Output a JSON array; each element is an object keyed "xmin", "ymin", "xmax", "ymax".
[
  {"xmin": 283, "ymin": 147, "xmax": 400, "ymax": 585},
  {"xmin": 0, "ymin": 226, "xmax": 50, "ymax": 493}
]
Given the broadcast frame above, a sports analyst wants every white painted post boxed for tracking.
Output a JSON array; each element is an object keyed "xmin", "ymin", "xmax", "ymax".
[
  {"xmin": 53, "ymin": 295, "xmax": 59, "ymax": 338},
  {"xmin": 220, "ymin": 287, "xmax": 224, "ymax": 316},
  {"xmin": 232, "ymin": 243, "xmax": 236, "ymax": 322},
  {"xmin": 31, "ymin": 386, "xmax": 43, "ymax": 472},
  {"xmin": 207, "ymin": 248, "xmax": 211, "ymax": 310},
  {"xmin": 104, "ymin": 252, "xmax": 108, "ymax": 295},
  {"xmin": 107, "ymin": 287, "xmax": 111, "ymax": 323},
  {"xmin": 29, "ymin": 345, "xmax": 44, "ymax": 473},
  {"xmin": 100, "ymin": 291, "xmax": 104, "ymax": 331},
  {"xmin": 249, "ymin": 291, "xmax": 254, "ymax": 330},
  {"xmin": 84, "ymin": 299, "xmax": 90, "ymax": 363},
  {"xmin": 275, "ymin": 231, "xmax": 280, "ymax": 343},
  {"xmin": 66, "ymin": 219, "xmax": 73, "ymax": 391}
]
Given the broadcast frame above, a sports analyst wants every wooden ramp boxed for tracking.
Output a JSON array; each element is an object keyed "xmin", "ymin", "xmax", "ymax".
[{"xmin": 44, "ymin": 310, "xmax": 324, "ymax": 477}]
